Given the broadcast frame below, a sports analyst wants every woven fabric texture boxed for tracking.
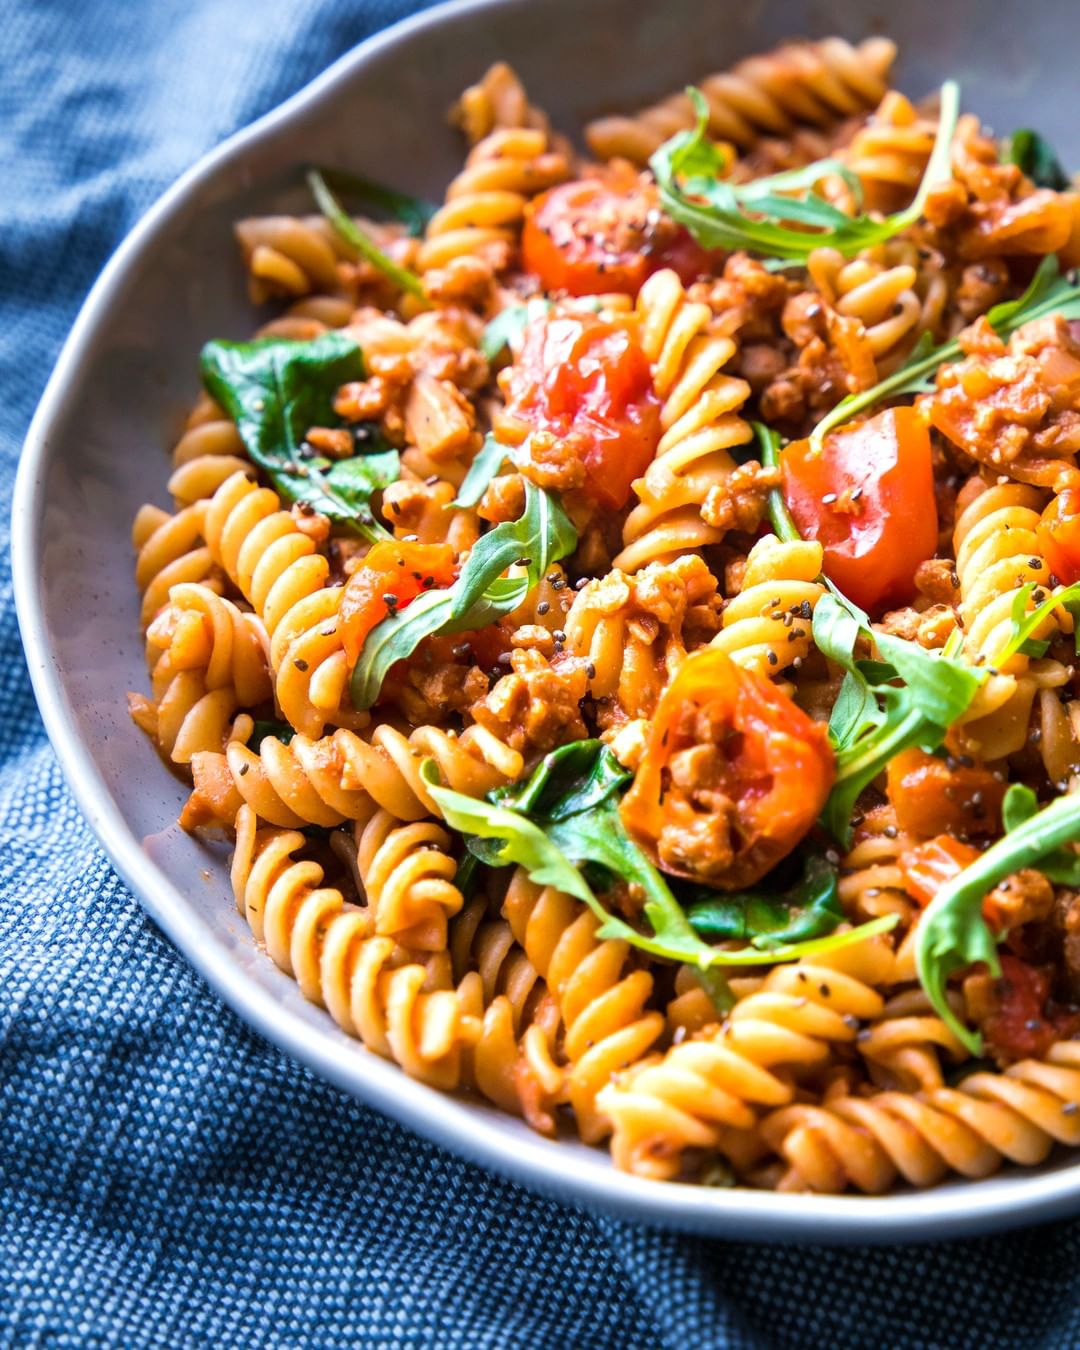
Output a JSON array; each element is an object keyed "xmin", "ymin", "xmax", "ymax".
[{"xmin": 4, "ymin": 3, "xmax": 1080, "ymax": 1347}]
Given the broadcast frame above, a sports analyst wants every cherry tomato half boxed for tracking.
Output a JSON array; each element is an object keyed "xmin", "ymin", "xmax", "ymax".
[
  {"xmin": 339, "ymin": 540, "xmax": 456, "ymax": 666},
  {"xmin": 502, "ymin": 311, "xmax": 661, "ymax": 511},
  {"xmin": 620, "ymin": 649, "xmax": 835, "ymax": 890},
  {"xmin": 1037, "ymin": 486, "xmax": 1080, "ymax": 585},
  {"xmin": 782, "ymin": 407, "xmax": 937, "ymax": 614},
  {"xmin": 522, "ymin": 178, "xmax": 713, "ymax": 298},
  {"xmin": 979, "ymin": 954, "xmax": 1080, "ymax": 1063},
  {"xmin": 886, "ymin": 748, "xmax": 1005, "ymax": 840}
]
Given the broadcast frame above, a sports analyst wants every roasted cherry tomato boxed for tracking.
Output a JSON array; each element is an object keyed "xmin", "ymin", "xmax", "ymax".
[
  {"xmin": 501, "ymin": 311, "xmax": 661, "ymax": 510},
  {"xmin": 339, "ymin": 540, "xmax": 456, "ymax": 666},
  {"xmin": 620, "ymin": 649, "xmax": 835, "ymax": 889},
  {"xmin": 886, "ymin": 748, "xmax": 1005, "ymax": 839},
  {"xmin": 898, "ymin": 835, "xmax": 982, "ymax": 908},
  {"xmin": 978, "ymin": 955, "xmax": 1080, "ymax": 1062},
  {"xmin": 782, "ymin": 407, "xmax": 937, "ymax": 614},
  {"xmin": 1037, "ymin": 486, "xmax": 1080, "ymax": 585},
  {"xmin": 522, "ymin": 179, "xmax": 713, "ymax": 297}
]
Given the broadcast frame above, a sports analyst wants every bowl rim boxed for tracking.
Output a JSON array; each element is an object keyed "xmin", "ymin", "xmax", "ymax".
[{"xmin": 14, "ymin": 0, "xmax": 1080, "ymax": 1241}]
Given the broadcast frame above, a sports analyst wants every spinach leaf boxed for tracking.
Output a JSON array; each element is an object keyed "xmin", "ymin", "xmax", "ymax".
[
  {"xmin": 812, "ymin": 589, "xmax": 984, "ymax": 846},
  {"xmin": 687, "ymin": 853, "xmax": 842, "ymax": 946},
  {"xmin": 916, "ymin": 788, "xmax": 1080, "ymax": 1053},
  {"xmin": 453, "ymin": 433, "xmax": 514, "ymax": 508},
  {"xmin": 307, "ymin": 169, "xmax": 429, "ymax": 303},
  {"xmin": 1004, "ymin": 129, "xmax": 1070, "ymax": 190},
  {"xmin": 311, "ymin": 166, "xmax": 438, "ymax": 237},
  {"xmin": 201, "ymin": 333, "xmax": 398, "ymax": 540},
  {"xmin": 246, "ymin": 718, "xmax": 296, "ymax": 748},
  {"xmin": 425, "ymin": 744, "xmax": 898, "ymax": 1014},
  {"xmin": 349, "ymin": 480, "xmax": 576, "ymax": 710},
  {"xmin": 652, "ymin": 82, "xmax": 958, "ymax": 264},
  {"xmin": 810, "ymin": 256, "xmax": 1080, "ymax": 451}
]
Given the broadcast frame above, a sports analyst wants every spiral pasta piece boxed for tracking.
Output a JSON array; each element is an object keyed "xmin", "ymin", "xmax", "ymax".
[
  {"xmin": 450, "ymin": 896, "xmax": 561, "ymax": 1119},
  {"xmin": 352, "ymin": 809, "xmax": 465, "ymax": 952},
  {"xmin": 761, "ymin": 1041, "xmax": 1080, "ymax": 1192},
  {"xmin": 450, "ymin": 62, "xmax": 553, "ymax": 145},
  {"xmin": 417, "ymin": 126, "xmax": 570, "ymax": 272},
  {"xmin": 806, "ymin": 246, "xmax": 924, "ymax": 375},
  {"xmin": 952, "ymin": 480, "xmax": 1059, "ymax": 755},
  {"xmin": 230, "ymin": 806, "xmax": 476, "ymax": 1088},
  {"xmin": 841, "ymin": 90, "xmax": 939, "ymax": 213},
  {"xmin": 130, "ymin": 582, "xmax": 271, "ymax": 764},
  {"xmin": 502, "ymin": 869, "xmax": 665, "ymax": 1142},
  {"xmin": 837, "ymin": 819, "xmax": 920, "ymax": 928},
  {"xmin": 709, "ymin": 534, "xmax": 825, "ymax": 678},
  {"xmin": 233, "ymin": 214, "xmax": 357, "ymax": 304},
  {"xmin": 585, "ymin": 36, "xmax": 897, "ymax": 165},
  {"xmin": 615, "ymin": 270, "xmax": 753, "ymax": 573},
  {"xmin": 598, "ymin": 934, "xmax": 895, "ymax": 1179},
  {"xmin": 202, "ymin": 470, "xmax": 369, "ymax": 738},
  {"xmin": 335, "ymin": 722, "xmax": 525, "ymax": 823}
]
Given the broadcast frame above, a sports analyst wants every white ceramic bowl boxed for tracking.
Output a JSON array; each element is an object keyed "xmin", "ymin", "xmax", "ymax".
[{"xmin": 15, "ymin": 0, "xmax": 1080, "ymax": 1241}]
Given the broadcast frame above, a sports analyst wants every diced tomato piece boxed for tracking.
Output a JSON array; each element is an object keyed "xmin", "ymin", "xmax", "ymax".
[
  {"xmin": 1037, "ymin": 486, "xmax": 1080, "ymax": 585},
  {"xmin": 980, "ymin": 955, "xmax": 1080, "ymax": 1062},
  {"xmin": 782, "ymin": 408, "xmax": 938, "ymax": 614},
  {"xmin": 501, "ymin": 311, "xmax": 661, "ymax": 510},
  {"xmin": 887, "ymin": 748, "xmax": 1005, "ymax": 839},
  {"xmin": 522, "ymin": 178, "xmax": 713, "ymax": 297},
  {"xmin": 898, "ymin": 835, "xmax": 982, "ymax": 908},
  {"xmin": 621, "ymin": 648, "xmax": 835, "ymax": 889},
  {"xmin": 339, "ymin": 540, "xmax": 456, "ymax": 666}
]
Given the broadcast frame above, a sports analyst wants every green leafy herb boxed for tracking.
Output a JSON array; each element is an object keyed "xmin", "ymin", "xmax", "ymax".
[
  {"xmin": 916, "ymin": 787, "xmax": 1080, "ymax": 1053},
  {"xmin": 453, "ymin": 433, "xmax": 513, "ymax": 508},
  {"xmin": 201, "ymin": 333, "xmax": 398, "ymax": 540},
  {"xmin": 350, "ymin": 480, "xmax": 576, "ymax": 710},
  {"xmin": 310, "ymin": 166, "xmax": 437, "ymax": 236},
  {"xmin": 752, "ymin": 421, "xmax": 801, "ymax": 543},
  {"xmin": 480, "ymin": 298, "xmax": 553, "ymax": 362},
  {"xmin": 307, "ymin": 169, "xmax": 429, "ymax": 303},
  {"xmin": 651, "ymin": 82, "xmax": 959, "ymax": 264},
  {"xmin": 997, "ymin": 579, "xmax": 1080, "ymax": 664},
  {"xmin": 812, "ymin": 588, "xmax": 985, "ymax": 846},
  {"xmin": 246, "ymin": 718, "xmax": 296, "ymax": 748},
  {"xmin": 687, "ymin": 853, "xmax": 843, "ymax": 947},
  {"xmin": 809, "ymin": 256, "xmax": 1080, "ymax": 451},
  {"xmin": 1004, "ymin": 129, "xmax": 1070, "ymax": 191},
  {"xmin": 426, "ymin": 743, "xmax": 898, "ymax": 1014}
]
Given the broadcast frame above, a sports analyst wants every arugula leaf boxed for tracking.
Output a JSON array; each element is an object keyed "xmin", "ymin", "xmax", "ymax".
[
  {"xmin": 200, "ymin": 333, "xmax": 397, "ymax": 540},
  {"xmin": 996, "ymin": 578, "xmax": 1080, "ymax": 665},
  {"xmin": 810, "ymin": 256, "xmax": 1080, "ymax": 451},
  {"xmin": 751, "ymin": 421, "xmax": 801, "ymax": 543},
  {"xmin": 307, "ymin": 169, "xmax": 429, "ymax": 303},
  {"xmin": 813, "ymin": 588, "xmax": 985, "ymax": 846},
  {"xmin": 916, "ymin": 788, "xmax": 1080, "ymax": 1054},
  {"xmin": 349, "ymin": 481, "xmax": 576, "ymax": 710},
  {"xmin": 310, "ymin": 166, "xmax": 437, "ymax": 237},
  {"xmin": 246, "ymin": 718, "xmax": 296, "ymax": 748},
  {"xmin": 1001, "ymin": 784, "xmax": 1080, "ymax": 884},
  {"xmin": 426, "ymin": 744, "xmax": 898, "ymax": 1013},
  {"xmin": 1004, "ymin": 129, "xmax": 1070, "ymax": 191},
  {"xmin": 651, "ymin": 82, "xmax": 959, "ymax": 264},
  {"xmin": 481, "ymin": 299, "xmax": 553, "ymax": 362},
  {"xmin": 687, "ymin": 853, "xmax": 842, "ymax": 947},
  {"xmin": 453, "ymin": 433, "xmax": 514, "ymax": 508}
]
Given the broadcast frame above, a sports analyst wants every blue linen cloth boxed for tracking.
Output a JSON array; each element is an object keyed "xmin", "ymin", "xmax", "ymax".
[{"xmin": 5, "ymin": 4, "xmax": 1080, "ymax": 1346}]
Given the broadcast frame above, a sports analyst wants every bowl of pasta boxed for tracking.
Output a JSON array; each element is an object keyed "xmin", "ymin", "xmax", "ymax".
[{"xmin": 18, "ymin": 0, "xmax": 1080, "ymax": 1240}]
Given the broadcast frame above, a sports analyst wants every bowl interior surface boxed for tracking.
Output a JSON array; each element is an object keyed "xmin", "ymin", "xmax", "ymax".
[{"xmin": 17, "ymin": 0, "xmax": 1080, "ymax": 1241}]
